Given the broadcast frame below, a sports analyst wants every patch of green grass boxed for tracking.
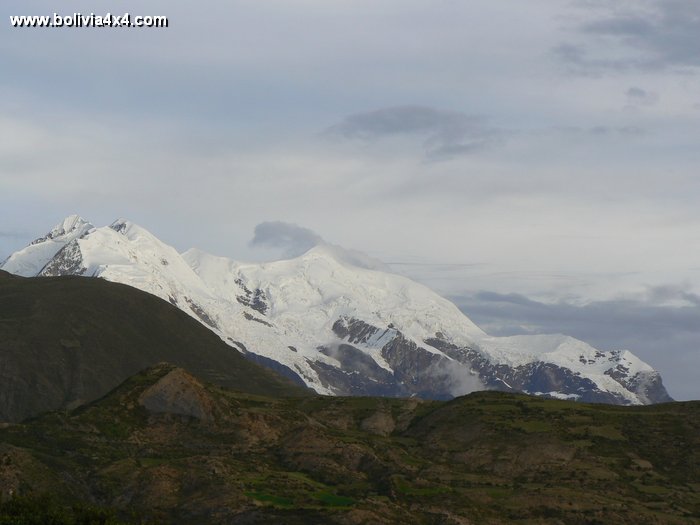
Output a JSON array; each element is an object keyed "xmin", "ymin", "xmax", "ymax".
[
  {"xmin": 477, "ymin": 404, "xmax": 519, "ymax": 413},
  {"xmin": 313, "ymin": 492, "xmax": 356, "ymax": 507},
  {"xmin": 484, "ymin": 487, "xmax": 513, "ymax": 500},
  {"xmin": 509, "ymin": 420, "xmax": 552, "ymax": 433},
  {"xmin": 570, "ymin": 439, "xmax": 594, "ymax": 448},
  {"xmin": 632, "ymin": 483, "xmax": 672, "ymax": 495},
  {"xmin": 244, "ymin": 492, "xmax": 295, "ymax": 507},
  {"xmin": 138, "ymin": 458, "xmax": 169, "ymax": 467},
  {"xmin": 590, "ymin": 425, "xmax": 627, "ymax": 441},
  {"xmin": 392, "ymin": 476, "xmax": 451, "ymax": 498},
  {"xmin": 568, "ymin": 424, "xmax": 627, "ymax": 441}
]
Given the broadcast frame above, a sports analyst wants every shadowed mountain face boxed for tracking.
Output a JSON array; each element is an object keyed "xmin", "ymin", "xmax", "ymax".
[
  {"xmin": 0, "ymin": 271, "xmax": 306, "ymax": 422},
  {"xmin": 0, "ymin": 364, "xmax": 698, "ymax": 524}
]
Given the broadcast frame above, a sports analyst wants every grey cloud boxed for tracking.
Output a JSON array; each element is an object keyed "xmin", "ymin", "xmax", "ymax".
[
  {"xmin": 552, "ymin": 43, "xmax": 585, "ymax": 66},
  {"xmin": 249, "ymin": 221, "xmax": 324, "ymax": 257},
  {"xmin": 645, "ymin": 284, "xmax": 700, "ymax": 306},
  {"xmin": 474, "ymin": 291, "xmax": 541, "ymax": 307},
  {"xmin": 582, "ymin": 16, "xmax": 655, "ymax": 37},
  {"xmin": 627, "ymin": 87, "xmax": 647, "ymax": 98},
  {"xmin": 558, "ymin": 0, "xmax": 700, "ymax": 72},
  {"xmin": 556, "ymin": 125, "xmax": 645, "ymax": 137},
  {"xmin": 626, "ymin": 87, "xmax": 659, "ymax": 106},
  {"xmin": 591, "ymin": 125, "xmax": 645, "ymax": 136},
  {"xmin": 450, "ymin": 287, "xmax": 700, "ymax": 400},
  {"xmin": 325, "ymin": 106, "xmax": 501, "ymax": 160},
  {"xmin": 552, "ymin": 43, "xmax": 639, "ymax": 74}
]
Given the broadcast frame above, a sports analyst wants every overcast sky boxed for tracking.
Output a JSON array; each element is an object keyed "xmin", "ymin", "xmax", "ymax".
[{"xmin": 2, "ymin": 1, "xmax": 699, "ymax": 400}]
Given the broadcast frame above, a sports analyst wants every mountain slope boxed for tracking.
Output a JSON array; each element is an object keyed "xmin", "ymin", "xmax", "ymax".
[
  {"xmin": 1, "ymin": 216, "xmax": 673, "ymax": 405},
  {"xmin": 0, "ymin": 270, "xmax": 306, "ymax": 422},
  {"xmin": 0, "ymin": 364, "xmax": 697, "ymax": 524}
]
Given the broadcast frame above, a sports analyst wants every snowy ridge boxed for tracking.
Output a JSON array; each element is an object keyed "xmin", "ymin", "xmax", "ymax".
[
  {"xmin": 186, "ymin": 244, "xmax": 485, "ymax": 348},
  {"xmin": 1, "ymin": 216, "xmax": 673, "ymax": 405},
  {"xmin": 477, "ymin": 335, "xmax": 654, "ymax": 405},
  {"xmin": 2, "ymin": 215, "xmax": 94, "ymax": 277}
]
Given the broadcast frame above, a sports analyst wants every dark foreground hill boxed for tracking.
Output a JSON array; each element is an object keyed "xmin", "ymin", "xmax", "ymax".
[
  {"xmin": 0, "ymin": 271, "xmax": 305, "ymax": 422},
  {"xmin": 0, "ymin": 364, "xmax": 698, "ymax": 524}
]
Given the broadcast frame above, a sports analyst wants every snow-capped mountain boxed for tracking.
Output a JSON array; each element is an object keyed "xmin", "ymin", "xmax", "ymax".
[{"xmin": 1, "ymin": 215, "xmax": 672, "ymax": 405}]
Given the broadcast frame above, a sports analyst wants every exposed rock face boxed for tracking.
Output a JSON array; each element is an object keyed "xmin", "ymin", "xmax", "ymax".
[
  {"xmin": 330, "ymin": 318, "xmax": 481, "ymax": 400},
  {"xmin": 138, "ymin": 367, "xmax": 218, "ymax": 421},
  {"xmin": 332, "ymin": 317, "xmax": 383, "ymax": 344},
  {"xmin": 424, "ymin": 336, "xmax": 673, "ymax": 405},
  {"xmin": 327, "ymin": 317, "xmax": 672, "ymax": 405},
  {"xmin": 314, "ymin": 343, "xmax": 402, "ymax": 396},
  {"xmin": 426, "ymin": 336, "xmax": 608, "ymax": 402},
  {"xmin": 235, "ymin": 278, "xmax": 269, "ymax": 314},
  {"xmin": 183, "ymin": 297, "xmax": 219, "ymax": 329},
  {"xmin": 39, "ymin": 241, "xmax": 86, "ymax": 277},
  {"xmin": 360, "ymin": 407, "xmax": 396, "ymax": 436},
  {"xmin": 624, "ymin": 371, "xmax": 674, "ymax": 405}
]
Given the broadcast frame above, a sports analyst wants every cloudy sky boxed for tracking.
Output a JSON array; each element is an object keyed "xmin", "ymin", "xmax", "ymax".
[{"xmin": 2, "ymin": 0, "xmax": 699, "ymax": 399}]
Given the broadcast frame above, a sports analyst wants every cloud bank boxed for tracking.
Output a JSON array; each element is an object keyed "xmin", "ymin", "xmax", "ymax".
[
  {"xmin": 250, "ymin": 221, "xmax": 324, "ymax": 258},
  {"xmin": 326, "ymin": 106, "xmax": 501, "ymax": 160},
  {"xmin": 557, "ymin": 0, "xmax": 700, "ymax": 73}
]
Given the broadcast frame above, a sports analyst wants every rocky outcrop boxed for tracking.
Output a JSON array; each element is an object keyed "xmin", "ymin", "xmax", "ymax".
[
  {"xmin": 39, "ymin": 240, "xmax": 86, "ymax": 277},
  {"xmin": 138, "ymin": 366, "xmax": 219, "ymax": 421}
]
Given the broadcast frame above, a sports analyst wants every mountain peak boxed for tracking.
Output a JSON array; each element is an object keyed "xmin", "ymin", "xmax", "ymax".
[
  {"xmin": 33, "ymin": 214, "xmax": 93, "ymax": 245},
  {"xmin": 1, "ymin": 215, "xmax": 94, "ymax": 277},
  {"xmin": 56, "ymin": 213, "xmax": 90, "ymax": 230},
  {"xmin": 109, "ymin": 218, "xmax": 134, "ymax": 235},
  {"xmin": 60, "ymin": 214, "xmax": 90, "ymax": 230},
  {"xmin": 299, "ymin": 243, "xmax": 391, "ymax": 272}
]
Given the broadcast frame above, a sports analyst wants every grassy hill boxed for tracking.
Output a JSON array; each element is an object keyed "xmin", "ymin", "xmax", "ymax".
[
  {"xmin": 0, "ymin": 363, "xmax": 698, "ymax": 524},
  {"xmin": 0, "ymin": 271, "xmax": 305, "ymax": 422}
]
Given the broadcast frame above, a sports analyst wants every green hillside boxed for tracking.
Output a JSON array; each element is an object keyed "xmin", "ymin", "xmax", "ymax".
[
  {"xmin": 0, "ymin": 271, "xmax": 305, "ymax": 422},
  {"xmin": 0, "ymin": 363, "xmax": 697, "ymax": 524}
]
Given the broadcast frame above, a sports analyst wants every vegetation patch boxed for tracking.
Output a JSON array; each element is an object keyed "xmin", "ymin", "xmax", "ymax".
[
  {"xmin": 0, "ymin": 369, "xmax": 697, "ymax": 524},
  {"xmin": 245, "ymin": 492, "xmax": 295, "ymax": 507}
]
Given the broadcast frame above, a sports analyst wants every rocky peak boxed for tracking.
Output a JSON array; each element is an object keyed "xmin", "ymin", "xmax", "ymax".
[
  {"xmin": 109, "ymin": 218, "xmax": 133, "ymax": 235},
  {"xmin": 30, "ymin": 215, "xmax": 93, "ymax": 246}
]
